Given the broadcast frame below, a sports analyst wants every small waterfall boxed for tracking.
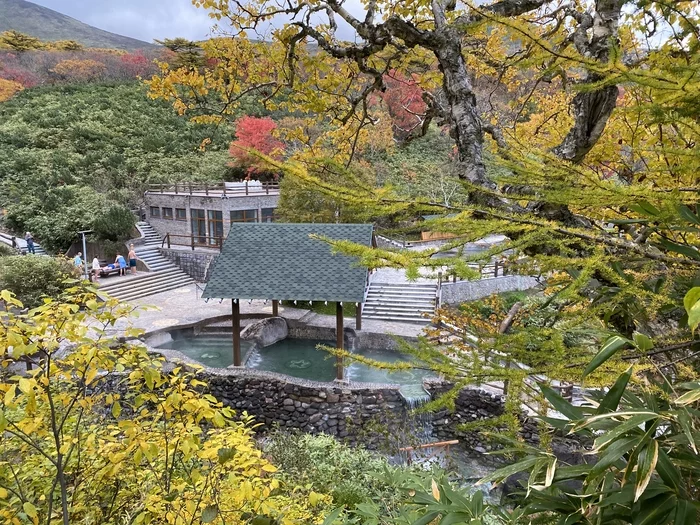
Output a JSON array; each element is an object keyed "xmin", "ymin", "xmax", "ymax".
[
  {"xmin": 400, "ymin": 389, "xmax": 431, "ymax": 409},
  {"xmin": 398, "ymin": 388, "xmax": 435, "ymax": 454},
  {"xmin": 344, "ymin": 330, "xmax": 357, "ymax": 351}
]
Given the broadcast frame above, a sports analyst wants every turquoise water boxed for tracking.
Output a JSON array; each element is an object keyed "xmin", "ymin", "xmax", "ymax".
[
  {"xmin": 157, "ymin": 335, "xmax": 434, "ymax": 398},
  {"xmin": 157, "ymin": 336, "xmax": 254, "ymax": 368}
]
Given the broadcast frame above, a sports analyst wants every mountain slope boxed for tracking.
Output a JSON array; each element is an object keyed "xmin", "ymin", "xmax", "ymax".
[{"xmin": 0, "ymin": 0, "xmax": 155, "ymax": 50}]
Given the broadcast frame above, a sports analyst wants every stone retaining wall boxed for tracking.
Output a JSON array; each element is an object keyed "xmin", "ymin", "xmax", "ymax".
[
  {"xmin": 441, "ymin": 275, "xmax": 540, "ymax": 304},
  {"xmin": 426, "ymin": 382, "xmax": 540, "ymax": 451},
  {"xmin": 159, "ymin": 248, "xmax": 218, "ymax": 281},
  {"xmin": 203, "ymin": 370, "xmax": 406, "ymax": 446}
]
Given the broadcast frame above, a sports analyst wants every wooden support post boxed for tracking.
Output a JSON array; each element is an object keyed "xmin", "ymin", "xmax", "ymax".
[
  {"xmin": 272, "ymin": 300, "xmax": 279, "ymax": 317},
  {"xmin": 336, "ymin": 302, "xmax": 344, "ymax": 381},
  {"xmin": 232, "ymin": 299, "xmax": 241, "ymax": 366},
  {"xmin": 355, "ymin": 302, "xmax": 362, "ymax": 330},
  {"xmin": 245, "ymin": 180, "xmax": 249, "ymax": 195}
]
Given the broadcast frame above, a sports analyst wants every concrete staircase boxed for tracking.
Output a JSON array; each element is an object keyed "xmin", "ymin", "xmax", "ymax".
[
  {"xmin": 0, "ymin": 233, "xmax": 48, "ymax": 255},
  {"xmin": 362, "ymin": 282, "xmax": 438, "ymax": 324},
  {"xmin": 97, "ymin": 222, "xmax": 195, "ymax": 302}
]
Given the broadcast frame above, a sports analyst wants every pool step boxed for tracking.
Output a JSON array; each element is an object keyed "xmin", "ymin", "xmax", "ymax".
[{"xmin": 362, "ymin": 282, "xmax": 438, "ymax": 325}]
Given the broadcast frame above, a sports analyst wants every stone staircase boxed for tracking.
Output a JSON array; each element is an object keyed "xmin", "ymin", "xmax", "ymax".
[
  {"xmin": 362, "ymin": 282, "xmax": 438, "ymax": 324},
  {"xmin": 97, "ymin": 222, "xmax": 195, "ymax": 302}
]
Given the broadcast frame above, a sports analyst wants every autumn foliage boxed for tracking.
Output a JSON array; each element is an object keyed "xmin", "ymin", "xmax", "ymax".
[
  {"xmin": 377, "ymin": 71, "xmax": 428, "ymax": 140},
  {"xmin": 51, "ymin": 58, "xmax": 107, "ymax": 81},
  {"xmin": 229, "ymin": 116, "xmax": 285, "ymax": 177},
  {"xmin": 0, "ymin": 78, "xmax": 22, "ymax": 102},
  {"xmin": 0, "ymin": 32, "xmax": 161, "ymax": 102}
]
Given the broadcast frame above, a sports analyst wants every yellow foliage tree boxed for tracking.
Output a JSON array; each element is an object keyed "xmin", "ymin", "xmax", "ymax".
[
  {"xmin": 0, "ymin": 79, "xmax": 23, "ymax": 102},
  {"xmin": 50, "ymin": 59, "xmax": 107, "ymax": 82},
  {"xmin": 0, "ymin": 287, "xmax": 328, "ymax": 525}
]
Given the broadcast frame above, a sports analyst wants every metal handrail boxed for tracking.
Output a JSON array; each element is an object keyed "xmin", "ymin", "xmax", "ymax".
[{"xmin": 161, "ymin": 233, "xmax": 224, "ymax": 251}]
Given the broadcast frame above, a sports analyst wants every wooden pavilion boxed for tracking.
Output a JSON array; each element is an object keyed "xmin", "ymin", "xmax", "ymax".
[{"xmin": 202, "ymin": 223, "xmax": 374, "ymax": 380}]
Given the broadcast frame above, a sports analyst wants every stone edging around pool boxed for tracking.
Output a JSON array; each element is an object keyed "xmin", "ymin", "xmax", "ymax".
[
  {"xmin": 131, "ymin": 315, "xmax": 544, "ymax": 451},
  {"xmin": 138, "ymin": 314, "xmax": 422, "ymax": 393}
]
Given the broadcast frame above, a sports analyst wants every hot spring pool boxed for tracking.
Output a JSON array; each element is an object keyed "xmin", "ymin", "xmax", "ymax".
[{"xmin": 155, "ymin": 335, "xmax": 435, "ymax": 399}]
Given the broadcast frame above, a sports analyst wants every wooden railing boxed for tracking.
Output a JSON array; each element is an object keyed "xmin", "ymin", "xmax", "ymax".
[
  {"xmin": 162, "ymin": 233, "xmax": 224, "ymax": 251},
  {"xmin": 147, "ymin": 181, "xmax": 280, "ymax": 196}
]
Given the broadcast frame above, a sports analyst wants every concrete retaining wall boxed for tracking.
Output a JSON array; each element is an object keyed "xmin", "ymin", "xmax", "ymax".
[
  {"xmin": 441, "ymin": 275, "xmax": 540, "ymax": 304},
  {"xmin": 159, "ymin": 248, "xmax": 218, "ymax": 282}
]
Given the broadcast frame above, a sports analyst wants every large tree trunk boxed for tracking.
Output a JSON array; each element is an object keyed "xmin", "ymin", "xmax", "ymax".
[
  {"xmin": 434, "ymin": 38, "xmax": 495, "ymax": 192},
  {"xmin": 552, "ymin": 86, "xmax": 619, "ymax": 162}
]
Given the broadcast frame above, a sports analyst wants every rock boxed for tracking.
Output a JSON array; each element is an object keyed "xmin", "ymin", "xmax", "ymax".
[{"xmin": 240, "ymin": 317, "xmax": 288, "ymax": 347}]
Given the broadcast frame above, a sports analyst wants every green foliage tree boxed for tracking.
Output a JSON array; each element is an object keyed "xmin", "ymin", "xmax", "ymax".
[
  {"xmin": 0, "ymin": 289, "xmax": 327, "ymax": 524},
  {"xmin": 0, "ymin": 82, "xmax": 232, "ymax": 251},
  {"xmin": 0, "ymin": 255, "xmax": 78, "ymax": 308},
  {"xmin": 154, "ymin": 37, "xmax": 205, "ymax": 70},
  {"xmin": 92, "ymin": 205, "xmax": 136, "ymax": 242}
]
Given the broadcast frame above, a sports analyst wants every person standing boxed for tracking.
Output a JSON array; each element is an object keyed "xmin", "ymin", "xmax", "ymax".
[
  {"xmin": 115, "ymin": 253, "xmax": 127, "ymax": 276},
  {"xmin": 128, "ymin": 244, "xmax": 138, "ymax": 275},
  {"xmin": 92, "ymin": 257, "xmax": 102, "ymax": 281},
  {"xmin": 25, "ymin": 232, "xmax": 35, "ymax": 254},
  {"xmin": 73, "ymin": 251, "xmax": 83, "ymax": 268}
]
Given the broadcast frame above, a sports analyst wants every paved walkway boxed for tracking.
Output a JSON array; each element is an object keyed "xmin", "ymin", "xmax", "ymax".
[{"xmin": 106, "ymin": 284, "xmax": 427, "ymax": 339}]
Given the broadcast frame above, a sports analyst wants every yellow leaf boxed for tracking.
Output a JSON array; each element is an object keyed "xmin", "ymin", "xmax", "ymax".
[
  {"xmin": 431, "ymin": 479, "xmax": 440, "ymax": 502},
  {"xmin": 18, "ymin": 378, "xmax": 32, "ymax": 394},
  {"xmin": 23, "ymin": 502, "xmax": 37, "ymax": 518}
]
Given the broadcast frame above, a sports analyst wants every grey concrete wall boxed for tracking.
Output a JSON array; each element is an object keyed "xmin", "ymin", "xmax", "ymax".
[
  {"xmin": 159, "ymin": 248, "xmax": 218, "ymax": 282},
  {"xmin": 144, "ymin": 192, "xmax": 279, "ymax": 240},
  {"xmin": 440, "ymin": 275, "xmax": 540, "ymax": 304}
]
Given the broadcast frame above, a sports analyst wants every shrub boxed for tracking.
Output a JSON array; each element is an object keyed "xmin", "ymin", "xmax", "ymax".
[
  {"xmin": 0, "ymin": 243, "xmax": 15, "ymax": 257},
  {"xmin": 264, "ymin": 430, "xmax": 396, "ymax": 506},
  {"xmin": 92, "ymin": 206, "xmax": 136, "ymax": 242},
  {"xmin": 0, "ymin": 255, "xmax": 78, "ymax": 308}
]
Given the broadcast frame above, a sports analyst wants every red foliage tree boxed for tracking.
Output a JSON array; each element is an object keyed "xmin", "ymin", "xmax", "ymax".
[
  {"xmin": 119, "ymin": 52, "xmax": 151, "ymax": 78},
  {"xmin": 378, "ymin": 71, "xmax": 428, "ymax": 140},
  {"xmin": 229, "ymin": 116, "xmax": 285, "ymax": 177}
]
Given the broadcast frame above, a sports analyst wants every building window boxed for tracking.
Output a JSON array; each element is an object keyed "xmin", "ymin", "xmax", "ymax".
[
  {"xmin": 162, "ymin": 207, "xmax": 173, "ymax": 220},
  {"xmin": 261, "ymin": 208, "xmax": 276, "ymax": 223},
  {"xmin": 150, "ymin": 206, "xmax": 160, "ymax": 218},
  {"xmin": 230, "ymin": 209, "xmax": 257, "ymax": 223},
  {"xmin": 176, "ymin": 208, "xmax": 187, "ymax": 221},
  {"xmin": 191, "ymin": 209, "xmax": 206, "ymax": 244},
  {"xmin": 208, "ymin": 210, "xmax": 223, "ymax": 245}
]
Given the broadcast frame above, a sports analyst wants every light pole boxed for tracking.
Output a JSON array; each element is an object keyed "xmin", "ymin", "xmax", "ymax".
[{"xmin": 78, "ymin": 230, "xmax": 92, "ymax": 281}]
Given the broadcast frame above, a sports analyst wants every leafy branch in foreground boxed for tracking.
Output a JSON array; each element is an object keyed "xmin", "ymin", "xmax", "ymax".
[{"xmin": 0, "ymin": 288, "xmax": 327, "ymax": 525}]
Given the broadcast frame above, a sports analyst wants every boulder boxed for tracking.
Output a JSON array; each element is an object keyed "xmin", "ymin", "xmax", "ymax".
[{"xmin": 240, "ymin": 317, "xmax": 288, "ymax": 347}]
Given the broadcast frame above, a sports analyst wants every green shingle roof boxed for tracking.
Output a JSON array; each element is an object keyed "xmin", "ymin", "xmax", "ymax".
[{"xmin": 203, "ymin": 223, "xmax": 373, "ymax": 302}]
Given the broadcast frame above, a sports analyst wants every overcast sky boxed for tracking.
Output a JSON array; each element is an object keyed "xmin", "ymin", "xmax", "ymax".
[
  {"xmin": 32, "ymin": 0, "xmax": 225, "ymax": 43},
  {"xmin": 30, "ymin": 0, "xmax": 362, "ymax": 43}
]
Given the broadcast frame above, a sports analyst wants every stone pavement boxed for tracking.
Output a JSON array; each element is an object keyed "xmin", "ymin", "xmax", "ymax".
[{"xmin": 106, "ymin": 283, "xmax": 427, "ymax": 339}]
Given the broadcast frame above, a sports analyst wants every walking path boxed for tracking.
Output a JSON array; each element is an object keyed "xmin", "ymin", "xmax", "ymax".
[{"xmin": 104, "ymin": 284, "xmax": 427, "ymax": 340}]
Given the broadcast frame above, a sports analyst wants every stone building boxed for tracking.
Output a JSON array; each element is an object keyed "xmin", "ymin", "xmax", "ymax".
[{"xmin": 143, "ymin": 181, "xmax": 280, "ymax": 247}]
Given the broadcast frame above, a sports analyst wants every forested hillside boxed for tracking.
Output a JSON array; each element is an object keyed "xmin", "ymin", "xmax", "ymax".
[{"xmin": 0, "ymin": 82, "xmax": 234, "ymax": 250}]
